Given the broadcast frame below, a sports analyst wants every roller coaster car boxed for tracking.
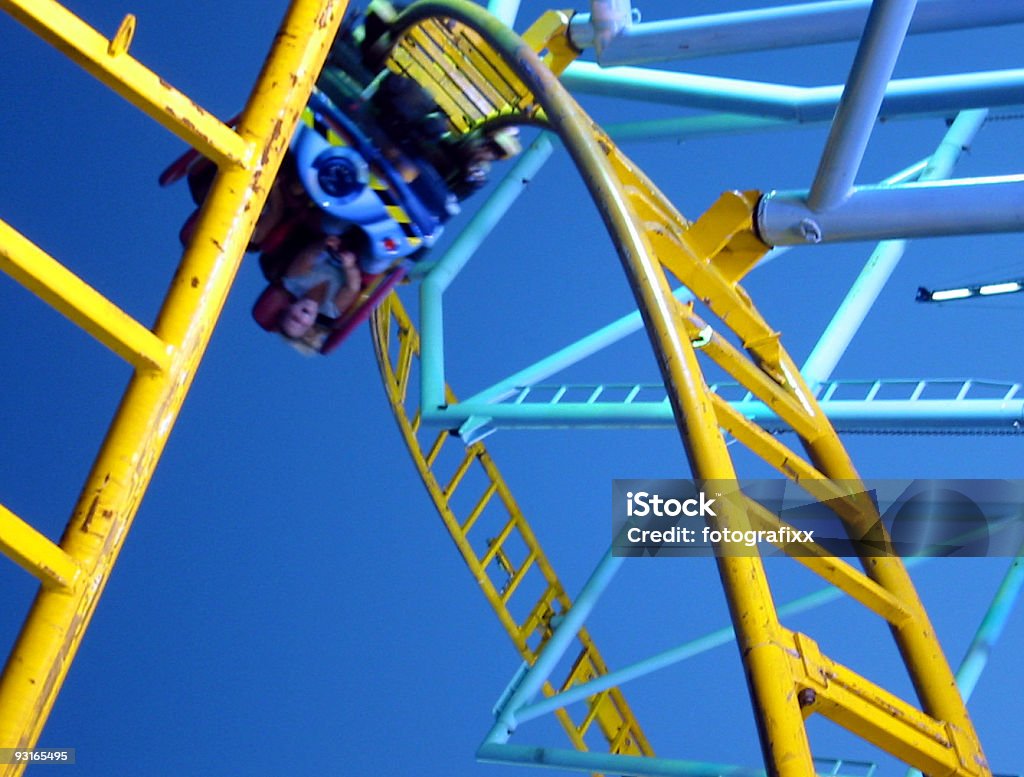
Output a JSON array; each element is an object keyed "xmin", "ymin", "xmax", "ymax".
[{"xmin": 160, "ymin": 1, "xmax": 522, "ymax": 354}]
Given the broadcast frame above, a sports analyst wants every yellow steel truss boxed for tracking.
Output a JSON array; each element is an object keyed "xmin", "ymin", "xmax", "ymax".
[
  {"xmin": 373, "ymin": 293, "xmax": 651, "ymax": 758},
  {"xmin": 370, "ymin": 4, "xmax": 992, "ymax": 777},
  {"xmin": 376, "ymin": 10, "xmax": 655, "ymax": 762},
  {"xmin": 0, "ymin": 1, "xmax": 996, "ymax": 775},
  {"xmin": 0, "ymin": 0, "xmax": 350, "ymax": 768}
]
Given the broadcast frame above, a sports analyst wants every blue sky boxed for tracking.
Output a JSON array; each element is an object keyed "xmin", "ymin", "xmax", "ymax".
[{"xmin": 1, "ymin": 0, "xmax": 1022, "ymax": 774}]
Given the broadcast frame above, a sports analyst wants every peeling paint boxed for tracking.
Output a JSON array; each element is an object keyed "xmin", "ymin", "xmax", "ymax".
[{"xmin": 79, "ymin": 495, "xmax": 99, "ymax": 533}]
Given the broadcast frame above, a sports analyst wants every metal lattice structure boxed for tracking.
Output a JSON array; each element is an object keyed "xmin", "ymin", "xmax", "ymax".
[{"xmin": 2, "ymin": 0, "xmax": 1023, "ymax": 775}]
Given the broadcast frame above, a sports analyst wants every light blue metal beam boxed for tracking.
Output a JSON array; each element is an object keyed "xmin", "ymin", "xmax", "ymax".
[
  {"xmin": 485, "ymin": 0, "xmax": 520, "ymax": 27},
  {"xmin": 801, "ymin": 109, "xmax": 988, "ymax": 386},
  {"xmin": 905, "ymin": 548, "xmax": 1024, "ymax": 777},
  {"xmin": 567, "ymin": 0, "xmax": 1024, "ymax": 66},
  {"xmin": 457, "ymin": 163, "xmax": 923, "ymax": 412},
  {"xmin": 607, "ymin": 113, "xmax": 790, "ymax": 143},
  {"xmin": 955, "ymin": 549, "xmax": 1024, "ymax": 701},
  {"xmin": 423, "ymin": 395, "xmax": 1024, "ymax": 431},
  {"xmin": 419, "ymin": 134, "xmax": 555, "ymax": 413},
  {"xmin": 478, "ymin": 742, "xmax": 770, "ymax": 777},
  {"xmin": 458, "ymin": 280, "xmax": 714, "ymax": 407},
  {"xmin": 484, "ymin": 549, "xmax": 1021, "ymax": 777},
  {"xmin": 758, "ymin": 173, "xmax": 1024, "ymax": 246},
  {"xmin": 510, "ymin": 575, "xmax": 873, "ymax": 727},
  {"xmin": 807, "ymin": 0, "xmax": 918, "ymax": 211},
  {"xmin": 487, "ymin": 549, "xmax": 623, "ymax": 739},
  {"xmin": 561, "ymin": 64, "xmax": 1024, "ymax": 122}
]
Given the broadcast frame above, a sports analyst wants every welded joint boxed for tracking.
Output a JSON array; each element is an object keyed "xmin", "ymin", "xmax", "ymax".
[
  {"xmin": 945, "ymin": 721, "xmax": 990, "ymax": 777},
  {"xmin": 740, "ymin": 330, "xmax": 786, "ymax": 384},
  {"xmin": 522, "ymin": 10, "xmax": 582, "ymax": 76},
  {"xmin": 566, "ymin": 1, "xmax": 639, "ymax": 58},
  {"xmin": 458, "ymin": 415, "xmax": 498, "ymax": 444},
  {"xmin": 686, "ymin": 189, "xmax": 768, "ymax": 285},
  {"xmin": 792, "ymin": 631, "xmax": 831, "ymax": 695}
]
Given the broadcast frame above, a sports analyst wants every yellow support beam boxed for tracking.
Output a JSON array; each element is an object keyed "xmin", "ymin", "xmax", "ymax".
[
  {"xmin": 0, "ymin": 219, "xmax": 171, "ymax": 373},
  {"xmin": 741, "ymin": 496, "xmax": 914, "ymax": 626},
  {"xmin": 374, "ymin": 6, "xmax": 991, "ymax": 777},
  {"xmin": 0, "ymin": 0, "xmax": 350, "ymax": 764},
  {"xmin": 0, "ymin": 505, "xmax": 80, "ymax": 592},
  {"xmin": 0, "ymin": 0, "xmax": 249, "ymax": 170},
  {"xmin": 788, "ymin": 630, "xmax": 986, "ymax": 777}
]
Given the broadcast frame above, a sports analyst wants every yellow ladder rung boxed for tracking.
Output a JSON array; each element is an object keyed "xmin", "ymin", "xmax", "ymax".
[
  {"xmin": 575, "ymin": 689, "xmax": 608, "ymax": 738},
  {"xmin": 444, "ymin": 23, "xmax": 531, "ymax": 105},
  {"xmin": 517, "ymin": 587, "xmax": 560, "ymax": 650},
  {"xmin": 438, "ymin": 19, "xmax": 533, "ymax": 107},
  {"xmin": 742, "ymin": 500, "xmax": 914, "ymax": 625},
  {"xmin": 392, "ymin": 53, "xmax": 475, "ymax": 131},
  {"xmin": 0, "ymin": 219, "xmax": 171, "ymax": 373},
  {"xmin": 0, "ymin": 504, "xmax": 81, "ymax": 591},
  {"xmin": 608, "ymin": 718, "xmax": 642, "ymax": 754},
  {"xmin": 394, "ymin": 326, "xmax": 417, "ymax": 402},
  {"xmin": 460, "ymin": 481, "xmax": 498, "ymax": 534},
  {"xmin": 4, "ymin": 0, "xmax": 248, "ymax": 170},
  {"xmin": 550, "ymin": 701, "xmax": 588, "ymax": 751},
  {"xmin": 405, "ymin": 25, "xmax": 494, "ymax": 118},
  {"xmin": 423, "ymin": 20, "xmax": 527, "ymax": 112},
  {"xmin": 563, "ymin": 650, "xmax": 598, "ymax": 692},
  {"xmin": 423, "ymin": 431, "xmax": 449, "ymax": 468},
  {"xmin": 500, "ymin": 549, "xmax": 538, "ymax": 604},
  {"xmin": 479, "ymin": 518, "xmax": 518, "ymax": 568},
  {"xmin": 442, "ymin": 449, "xmax": 476, "ymax": 498},
  {"xmin": 491, "ymin": 545, "xmax": 515, "ymax": 576}
]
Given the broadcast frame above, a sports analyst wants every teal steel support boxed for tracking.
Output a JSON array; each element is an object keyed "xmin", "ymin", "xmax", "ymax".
[
  {"xmin": 905, "ymin": 548, "xmax": 1024, "ymax": 777},
  {"xmin": 485, "ymin": 0, "xmax": 520, "ymax": 27},
  {"xmin": 801, "ymin": 110, "xmax": 988, "ymax": 386},
  {"xmin": 608, "ymin": 113, "xmax": 790, "ymax": 143},
  {"xmin": 419, "ymin": 134, "xmax": 554, "ymax": 414},
  {"xmin": 807, "ymin": 0, "xmax": 917, "ymax": 211},
  {"xmin": 567, "ymin": 0, "xmax": 1024, "ymax": 66},
  {"xmin": 487, "ymin": 549, "xmax": 623, "ymax": 739},
  {"xmin": 449, "ymin": 159, "xmax": 919, "ymax": 416},
  {"xmin": 458, "ymin": 280, "xmax": 720, "ymax": 406},
  {"xmin": 424, "ymin": 395, "xmax": 1024, "ymax": 431},
  {"xmin": 477, "ymin": 742, "xmax": 769, "ymax": 777},
  {"xmin": 562, "ymin": 63, "xmax": 1024, "ymax": 122},
  {"xmin": 509, "ymin": 572, "xmax": 894, "ymax": 726},
  {"xmin": 955, "ymin": 549, "xmax": 1024, "ymax": 700}
]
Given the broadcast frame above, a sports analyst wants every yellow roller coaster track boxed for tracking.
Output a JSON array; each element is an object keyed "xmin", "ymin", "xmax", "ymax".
[
  {"xmin": 372, "ymin": 293, "xmax": 651, "ymax": 758},
  {"xmin": 0, "ymin": 1, "xmax": 994, "ymax": 776},
  {"xmin": 0, "ymin": 0, "xmax": 648, "ymax": 771},
  {"xmin": 372, "ymin": 3, "xmax": 992, "ymax": 777}
]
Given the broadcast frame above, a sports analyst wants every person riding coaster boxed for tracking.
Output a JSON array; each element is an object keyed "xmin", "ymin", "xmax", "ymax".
[{"xmin": 161, "ymin": 0, "xmax": 523, "ymax": 354}]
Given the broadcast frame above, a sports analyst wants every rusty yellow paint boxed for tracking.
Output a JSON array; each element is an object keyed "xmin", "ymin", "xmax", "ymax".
[
  {"xmin": 0, "ymin": 0, "xmax": 248, "ymax": 170},
  {"xmin": 521, "ymin": 10, "xmax": 579, "ymax": 76},
  {"xmin": 787, "ymin": 629, "xmax": 987, "ymax": 776},
  {"xmin": 372, "ymin": 6, "xmax": 992, "ymax": 777},
  {"xmin": 0, "ymin": 0, "xmax": 351, "ymax": 766},
  {"xmin": 0, "ymin": 504, "xmax": 81, "ymax": 592},
  {"xmin": 0, "ymin": 218, "xmax": 172, "ymax": 373}
]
